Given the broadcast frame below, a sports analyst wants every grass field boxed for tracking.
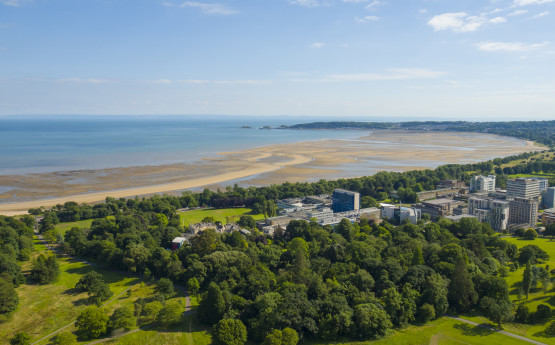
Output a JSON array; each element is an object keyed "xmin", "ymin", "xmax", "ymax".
[
  {"xmin": 55, "ymin": 219, "xmax": 94, "ymax": 236},
  {"xmin": 492, "ymin": 236, "xmax": 555, "ymax": 343},
  {"xmin": 0, "ymin": 239, "xmax": 138, "ymax": 343},
  {"xmin": 304, "ymin": 317, "xmax": 540, "ymax": 345},
  {"xmin": 178, "ymin": 207, "xmax": 265, "ymax": 227}
]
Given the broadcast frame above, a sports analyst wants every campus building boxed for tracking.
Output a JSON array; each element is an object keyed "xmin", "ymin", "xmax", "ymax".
[
  {"xmin": 470, "ymin": 175, "xmax": 496, "ymax": 193},
  {"xmin": 507, "ymin": 178, "xmax": 542, "ymax": 200},
  {"xmin": 332, "ymin": 189, "xmax": 360, "ymax": 213},
  {"xmin": 468, "ymin": 196, "xmax": 510, "ymax": 231},
  {"xmin": 381, "ymin": 204, "xmax": 421, "ymax": 224},
  {"xmin": 543, "ymin": 187, "xmax": 555, "ymax": 209},
  {"xmin": 508, "ymin": 197, "xmax": 539, "ymax": 229}
]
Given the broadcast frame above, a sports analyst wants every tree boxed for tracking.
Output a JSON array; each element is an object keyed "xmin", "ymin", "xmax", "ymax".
[
  {"xmin": 351, "ymin": 303, "xmax": 392, "ymax": 340},
  {"xmin": 480, "ymin": 297, "xmax": 513, "ymax": 327},
  {"xmin": 157, "ymin": 299, "xmax": 185, "ymax": 326},
  {"xmin": 186, "ymin": 277, "xmax": 200, "ymax": 295},
  {"xmin": 545, "ymin": 321, "xmax": 555, "ymax": 335},
  {"xmin": 515, "ymin": 304, "xmax": 530, "ymax": 323},
  {"xmin": 421, "ymin": 273, "xmax": 449, "ymax": 317},
  {"xmin": 262, "ymin": 328, "xmax": 299, "ymax": 345},
  {"xmin": 141, "ymin": 301, "xmax": 163, "ymax": 324},
  {"xmin": 522, "ymin": 262, "xmax": 533, "ymax": 299},
  {"xmin": 154, "ymin": 278, "xmax": 174, "ymax": 298},
  {"xmin": 237, "ymin": 215, "xmax": 256, "ymax": 229},
  {"xmin": 0, "ymin": 273, "xmax": 19, "ymax": 313},
  {"xmin": 212, "ymin": 318, "xmax": 247, "ymax": 345},
  {"xmin": 53, "ymin": 332, "xmax": 77, "ymax": 345},
  {"xmin": 518, "ymin": 245, "xmax": 549, "ymax": 265},
  {"xmin": 448, "ymin": 258, "xmax": 477, "ymax": 312},
  {"xmin": 198, "ymin": 282, "xmax": 226, "ymax": 325},
  {"xmin": 75, "ymin": 271, "xmax": 112, "ymax": 304},
  {"xmin": 108, "ymin": 305, "xmax": 136, "ymax": 332},
  {"xmin": 75, "ymin": 306, "xmax": 108, "ymax": 339},
  {"xmin": 10, "ymin": 332, "xmax": 31, "ymax": 345},
  {"xmin": 544, "ymin": 223, "xmax": 555, "ymax": 239},
  {"xmin": 30, "ymin": 253, "xmax": 59, "ymax": 284},
  {"xmin": 523, "ymin": 228, "xmax": 538, "ymax": 240},
  {"xmin": 417, "ymin": 303, "xmax": 435, "ymax": 323}
]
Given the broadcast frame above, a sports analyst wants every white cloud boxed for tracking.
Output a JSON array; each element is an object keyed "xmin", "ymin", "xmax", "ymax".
[
  {"xmin": 477, "ymin": 41, "xmax": 549, "ymax": 52},
  {"xmin": 355, "ymin": 15, "xmax": 379, "ymax": 22},
  {"xmin": 326, "ymin": 68, "xmax": 445, "ymax": 81},
  {"xmin": 533, "ymin": 11, "xmax": 550, "ymax": 17},
  {"xmin": 178, "ymin": 1, "xmax": 238, "ymax": 15},
  {"xmin": 508, "ymin": 9, "xmax": 528, "ymax": 15},
  {"xmin": 514, "ymin": 0, "xmax": 555, "ymax": 5},
  {"xmin": 290, "ymin": 0, "xmax": 323, "ymax": 7},
  {"xmin": 419, "ymin": 9, "xmax": 428, "ymax": 14},
  {"xmin": 309, "ymin": 42, "xmax": 325, "ymax": 48},
  {"xmin": 489, "ymin": 16, "xmax": 507, "ymax": 23},
  {"xmin": 365, "ymin": 0, "xmax": 384, "ymax": 10},
  {"xmin": 0, "ymin": 0, "xmax": 29, "ymax": 6},
  {"xmin": 427, "ymin": 12, "xmax": 486, "ymax": 32}
]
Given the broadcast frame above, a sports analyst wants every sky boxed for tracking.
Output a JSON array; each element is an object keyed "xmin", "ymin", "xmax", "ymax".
[{"xmin": 0, "ymin": 0, "xmax": 554, "ymax": 119}]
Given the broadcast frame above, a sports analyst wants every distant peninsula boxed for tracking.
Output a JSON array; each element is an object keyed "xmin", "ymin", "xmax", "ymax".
[{"xmin": 283, "ymin": 120, "xmax": 555, "ymax": 148}]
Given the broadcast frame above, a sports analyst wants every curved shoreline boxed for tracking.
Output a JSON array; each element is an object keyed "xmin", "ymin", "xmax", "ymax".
[{"xmin": 0, "ymin": 131, "xmax": 545, "ymax": 216}]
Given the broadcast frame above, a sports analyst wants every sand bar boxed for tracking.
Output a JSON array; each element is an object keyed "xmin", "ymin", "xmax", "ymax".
[{"xmin": 0, "ymin": 130, "xmax": 545, "ymax": 215}]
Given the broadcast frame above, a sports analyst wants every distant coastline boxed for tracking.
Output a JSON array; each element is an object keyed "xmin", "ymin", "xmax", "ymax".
[{"xmin": 0, "ymin": 129, "xmax": 544, "ymax": 216}]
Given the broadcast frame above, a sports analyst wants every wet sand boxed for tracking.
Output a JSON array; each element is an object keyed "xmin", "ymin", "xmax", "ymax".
[{"xmin": 0, "ymin": 130, "xmax": 544, "ymax": 215}]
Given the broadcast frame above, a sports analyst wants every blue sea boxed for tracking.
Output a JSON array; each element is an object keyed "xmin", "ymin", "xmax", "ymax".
[{"xmin": 0, "ymin": 115, "xmax": 363, "ymax": 175}]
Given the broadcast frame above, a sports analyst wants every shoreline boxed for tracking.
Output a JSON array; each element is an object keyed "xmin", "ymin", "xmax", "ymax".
[{"xmin": 0, "ymin": 130, "xmax": 545, "ymax": 216}]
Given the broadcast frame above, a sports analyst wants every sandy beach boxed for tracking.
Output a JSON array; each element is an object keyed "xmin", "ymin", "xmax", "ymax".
[{"xmin": 0, "ymin": 130, "xmax": 544, "ymax": 215}]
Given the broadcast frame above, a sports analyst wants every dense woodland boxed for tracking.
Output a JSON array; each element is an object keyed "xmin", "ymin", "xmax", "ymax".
[{"xmin": 286, "ymin": 120, "xmax": 555, "ymax": 147}]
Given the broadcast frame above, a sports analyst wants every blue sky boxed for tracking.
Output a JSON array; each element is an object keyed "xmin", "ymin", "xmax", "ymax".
[{"xmin": 0, "ymin": 0, "xmax": 554, "ymax": 119}]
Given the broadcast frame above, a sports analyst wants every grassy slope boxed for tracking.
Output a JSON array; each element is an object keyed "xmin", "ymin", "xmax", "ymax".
[
  {"xmin": 304, "ymin": 317, "xmax": 533, "ymax": 345},
  {"xmin": 178, "ymin": 207, "xmax": 265, "ymax": 226},
  {"xmin": 55, "ymin": 219, "xmax": 94, "ymax": 236},
  {"xmin": 0, "ymin": 240, "xmax": 136, "ymax": 343},
  {"xmin": 484, "ymin": 236, "xmax": 555, "ymax": 343}
]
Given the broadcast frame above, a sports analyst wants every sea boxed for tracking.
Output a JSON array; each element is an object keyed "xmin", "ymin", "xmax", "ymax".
[{"xmin": 0, "ymin": 115, "xmax": 365, "ymax": 176}]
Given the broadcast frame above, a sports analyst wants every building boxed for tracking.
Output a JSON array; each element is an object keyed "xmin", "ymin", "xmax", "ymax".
[
  {"xmin": 470, "ymin": 175, "xmax": 496, "ymax": 193},
  {"xmin": 414, "ymin": 198, "xmax": 464, "ymax": 219},
  {"xmin": 533, "ymin": 177, "xmax": 549, "ymax": 193},
  {"xmin": 542, "ymin": 209, "xmax": 555, "ymax": 227},
  {"xmin": 509, "ymin": 197, "xmax": 539, "ymax": 229},
  {"xmin": 437, "ymin": 180, "xmax": 466, "ymax": 189},
  {"xmin": 307, "ymin": 208, "xmax": 334, "ymax": 224},
  {"xmin": 543, "ymin": 187, "xmax": 555, "ymax": 209},
  {"xmin": 507, "ymin": 178, "xmax": 541, "ymax": 200},
  {"xmin": 332, "ymin": 189, "xmax": 360, "ymax": 213},
  {"xmin": 171, "ymin": 237, "xmax": 186, "ymax": 250},
  {"xmin": 468, "ymin": 196, "xmax": 510, "ymax": 231},
  {"xmin": 417, "ymin": 188, "xmax": 461, "ymax": 201},
  {"xmin": 381, "ymin": 204, "xmax": 421, "ymax": 224}
]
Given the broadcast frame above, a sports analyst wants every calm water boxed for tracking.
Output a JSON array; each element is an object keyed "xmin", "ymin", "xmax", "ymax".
[{"xmin": 0, "ymin": 116, "xmax": 362, "ymax": 175}]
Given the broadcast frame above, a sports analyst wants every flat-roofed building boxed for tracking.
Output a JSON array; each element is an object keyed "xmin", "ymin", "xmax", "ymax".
[
  {"xmin": 415, "ymin": 198, "xmax": 464, "ymax": 219},
  {"xmin": 381, "ymin": 204, "xmax": 421, "ymax": 224},
  {"xmin": 543, "ymin": 187, "xmax": 555, "ymax": 209},
  {"xmin": 332, "ymin": 189, "xmax": 360, "ymax": 213},
  {"xmin": 507, "ymin": 178, "xmax": 541, "ymax": 200},
  {"xmin": 470, "ymin": 175, "xmax": 496, "ymax": 193},
  {"xmin": 542, "ymin": 209, "xmax": 555, "ymax": 227},
  {"xmin": 468, "ymin": 196, "xmax": 509, "ymax": 231},
  {"xmin": 509, "ymin": 197, "xmax": 539, "ymax": 229}
]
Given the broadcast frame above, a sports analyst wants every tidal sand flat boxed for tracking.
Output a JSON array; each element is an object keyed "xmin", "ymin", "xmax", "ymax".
[{"xmin": 0, "ymin": 130, "xmax": 543, "ymax": 215}]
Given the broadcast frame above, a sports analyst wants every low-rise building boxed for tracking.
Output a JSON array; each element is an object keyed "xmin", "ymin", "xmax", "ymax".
[
  {"xmin": 414, "ymin": 198, "xmax": 465, "ymax": 219},
  {"xmin": 381, "ymin": 204, "xmax": 421, "ymax": 224},
  {"xmin": 437, "ymin": 180, "xmax": 466, "ymax": 189},
  {"xmin": 470, "ymin": 175, "xmax": 496, "ymax": 193},
  {"xmin": 171, "ymin": 237, "xmax": 186, "ymax": 250}
]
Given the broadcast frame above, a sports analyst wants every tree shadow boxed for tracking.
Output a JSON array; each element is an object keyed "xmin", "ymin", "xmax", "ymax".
[
  {"xmin": 453, "ymin": 323, "xmax": 494, "ymax": 336},
  {"xmin": 71, "ymin": 297, "xmax": 90, "ymax": 306}
]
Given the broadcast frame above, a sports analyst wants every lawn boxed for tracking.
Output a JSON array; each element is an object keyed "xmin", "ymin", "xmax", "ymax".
[
  {"xmin": 55, "ymin": 219, "xmax": 94, "ymax": 236},
  {"xmin": 495, "ymin": 236, "xmax": 555, "ymax": 343},
  {"xmin": 178, "ymin": 207, "xmax": 265, "ymax": 227},
  {"xmin": 304, "ymin": 317, "xmax": 537, "ymax": 345},
  {"xmin": 0, "ymin": 245, "xmax": 137, "ymax": 343}
]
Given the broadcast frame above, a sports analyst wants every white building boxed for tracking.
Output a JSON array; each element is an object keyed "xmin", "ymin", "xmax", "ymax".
[
  {"xmin": 381, "ymin": 204, "xmax": 421, "ymax": 224},
  {"xmin": 470, "ymin": 175, "xmax": 496, "ymax": 193}
]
